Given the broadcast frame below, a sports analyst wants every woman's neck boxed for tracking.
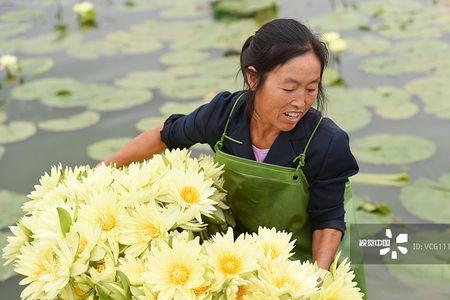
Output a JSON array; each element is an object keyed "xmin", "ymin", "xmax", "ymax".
[{"xmin": 249, "ymin": 111, "xmax": 280, "ymax": 149}]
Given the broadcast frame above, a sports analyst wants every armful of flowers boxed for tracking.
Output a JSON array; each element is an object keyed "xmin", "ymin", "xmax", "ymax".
[{"xmin": 2, "ymin": 149, "xmax": 364, "ymax": 300}]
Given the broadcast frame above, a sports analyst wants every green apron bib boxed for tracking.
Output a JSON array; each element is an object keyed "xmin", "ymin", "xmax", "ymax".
[{"xmin": 213, "ymin": 92, "xmax": 367, "ymax": 298}]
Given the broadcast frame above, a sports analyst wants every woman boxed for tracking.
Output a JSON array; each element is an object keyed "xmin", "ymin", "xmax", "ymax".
[{"xmin": 103, "ymin": 18, "xmax": 365, "ymax": 294}]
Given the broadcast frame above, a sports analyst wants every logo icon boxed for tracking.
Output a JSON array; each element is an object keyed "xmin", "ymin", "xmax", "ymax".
[{"xmin": 380, "ymin": 228, "xmax": 408, "ymax": 259}]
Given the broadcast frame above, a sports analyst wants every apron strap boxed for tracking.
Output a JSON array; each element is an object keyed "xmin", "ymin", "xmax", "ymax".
[
  {"xmin": 293, "ymin": 115, "xmax": 323, "ymax": 172},
  {"xmin": 214, "ymin": 91, "xmax": 247, "ymax": 151}
]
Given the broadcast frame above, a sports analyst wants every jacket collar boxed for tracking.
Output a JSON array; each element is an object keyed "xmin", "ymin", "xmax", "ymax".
[{"xmin": 225, "ymin": 92, "xmax": 321, "ymax": 166}]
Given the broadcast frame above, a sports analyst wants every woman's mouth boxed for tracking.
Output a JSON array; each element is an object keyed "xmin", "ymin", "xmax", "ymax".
[{"xmin": 283, "ymin": 111, "xmax": 302, "ymax": 122}]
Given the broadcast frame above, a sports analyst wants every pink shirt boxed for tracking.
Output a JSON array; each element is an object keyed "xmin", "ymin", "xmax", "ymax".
[{"xmin": 252, "ymin": 144, "xmax": 270, "ymax": 162}]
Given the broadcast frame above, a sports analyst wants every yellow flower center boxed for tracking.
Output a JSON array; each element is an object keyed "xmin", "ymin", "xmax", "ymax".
[
  {"xmin": 73, "ymin": 285, "xmax": 88, "ymax": 297},
  {"xmin": 193, "ymin": 285, "xmax": 209, "ymax": 295},
  {"xmin": 262, "ymin": 243, "xmax": 280, "ymax": 259},
  {"xmin": 169, "ymin": 264, "xmax": 190, "ymax": 285},
  {"xmin": 34, "ymin": 263, "xmax": 46, "ymax": 278},
  {"xmin": 144, "ymin": 223, "xmax": 161, "ymax": 239},
  {"xmin": 100, "ymin": 213, "xmax": 116, "ymax": 231},
  {"xmin": 96, "ymin": 259, "xmax": 106, "ymax": 272},
  {"xmin": 77, "ymin": 236, "xmax": 88, "ymax": 254},
  {"xmin": 180, "ymin": 186, "xmax": 200, "ymax": 204},
  {"xmin": 274, "ymin": 275, "xmax": 297, "ymax": 289},
  {"xmin": 219, "ymin": 253, "xmax": 242, "ymax": 275}
]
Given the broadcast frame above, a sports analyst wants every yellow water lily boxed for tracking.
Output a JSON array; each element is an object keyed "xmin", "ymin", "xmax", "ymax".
[
  {"xmin": 252, "ymin": 227, "xmax": 295, "ymax": 262},
  {"xmin": 142, "ymin": 235, "xmax": 207, "ymax": 300}
]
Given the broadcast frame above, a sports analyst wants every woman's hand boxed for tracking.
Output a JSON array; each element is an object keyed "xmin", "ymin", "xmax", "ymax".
[{"xmin": 312, "ymin": 227, "xmax": 342, "ymax": 270}]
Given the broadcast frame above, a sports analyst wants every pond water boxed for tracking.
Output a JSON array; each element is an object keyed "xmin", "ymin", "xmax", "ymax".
[{"xmin": 0, "ymin": 0, "xmax": 449, "ymax": 299}]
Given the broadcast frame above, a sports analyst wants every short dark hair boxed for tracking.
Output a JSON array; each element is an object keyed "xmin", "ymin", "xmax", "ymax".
[{"xmin": 239, "ymin": 18, "xmax": 328, "ymax": 114}]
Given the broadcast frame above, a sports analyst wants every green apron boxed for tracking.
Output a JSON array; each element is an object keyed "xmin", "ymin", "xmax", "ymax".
[{"xmin": 213, "ymin": 92, "xmax": 367, "ymax": 298}]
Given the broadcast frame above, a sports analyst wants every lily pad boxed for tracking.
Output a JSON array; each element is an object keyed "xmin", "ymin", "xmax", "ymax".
[
  {"xmin": 0, "ymin": 232, "xmax": 14, "ymax": 282},
  {"xmin": 159, "ymin": 50, "xmax": 210, "ymax": 66},
  {"xmin": 159, "ymin": 75, "xmax": 222, "ymax": 100},
  {"xmin": 0, "ymin": 110, "xmax": 7, "ymax": 123},
  {"xmin": 363, "ymin": 86, "xmax": 418, "ymax": 120},
  {"xmin": 0, "ymin": 121, "xmax": 37, "ymax": 144},
  {"xmin": 352, "ymin": 134, "xmax": 436, "ymax": 165},
  {"xmin": 0, "ymin": 8, "xmax": 45, "ymax": 22},
  {"xmin": 405, "ymin": 75, "xmax": 450, "ymax": 119},
  {"xmin": 19, "ymin": 58, "xmax": 54, "ymax": 77},
  {"xmin": 119, "ymin": 0, "xmax": 169, "ymax": 12},
  {"xmin": 345, "ymin": 36, "xmax": 392, "ymax": 56},
  {"xmin": 114, "ymin": 70, "xmax": 174, "ymax": 90},
  {"xmin": 38, "ymin": 111, "xmax": 100, "ymax": 132},
  {"xmin": 136, "ymin": 116, "xmax": 166, "ymax": 132},
  {"xmin": 0, "ymin": 189, "xmax": 26, "ymax": 229},
  {"xmin": 352, "ymin": 195, "xmax": 394, "ymax": 236},
  {"xmin": 322, "ymin": 68, "xmax": 341, "ymax": 87},
  {"xmin": 160, "ymin": 0, "xmax": 209, "ymax": 19},
  {"xmin": 66, "ymin": 40, "xmax": 118, "ymax": 60},
  {"xmin": 87, "ymin": 137, "xmax": 132, "ymax": 161},
  {"xmin": 88, "ymin": 89, "xmax": 152, "ymax": 111},
  {"xmin": 21, "ymin": 32, "xmax": 83, "ymax": 55},
  {"xmin": 212, "ymin": 0, "xmax": 279, "ymax": 19},
  {"xmin": 0, "ymin": 38, "xmax": 21, "ymax": 55},
  {"xmin": 0, "ymin": 23, "xmax": 31, "ymax": 39},
  {"xmin": 159, "ymin": 100, "xmax": 208, "ymax": 116},
  {"xmin": 325, "ymin": 87, "xmax": 372, "ymax": 132},
  {"xmin": 311, "ymin": 6, "xmax": 369, "ymax": 31},
  {"xmin": 400, "ymin": 173, "xmax": 450, "ymax": 223}
]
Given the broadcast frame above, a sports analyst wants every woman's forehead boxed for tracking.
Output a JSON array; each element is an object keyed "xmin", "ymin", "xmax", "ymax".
[{"xmin": 271, "ymin": 54, "xmax": 322, "ymax": 83}]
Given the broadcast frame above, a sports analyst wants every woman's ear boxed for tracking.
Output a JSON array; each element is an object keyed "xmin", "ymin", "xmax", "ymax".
[{"xmin": 246, "ymin": 66, "xmax": 259, "ymax": 92}]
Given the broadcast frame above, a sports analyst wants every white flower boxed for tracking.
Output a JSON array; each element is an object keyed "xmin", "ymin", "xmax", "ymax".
[
  {"xmin": 142, "ymin": 236, "xmax": 207, "ymax": 300},
  {"xmin": 2, "ymin": 217, "xmax": 33, "ymax": 264},
  {"xmin": 73, "ymin": 1, "xmax": 94, "ymax": 15},
  {"xmin": 253, "ymin": 227, "xmax": 295, "ymax": 262},
  {"xmin": 329, "ymin": 38, "xmax": 348, "ymax": 53},
  {"xmin": 322, "ymin": 32, "xmax": 340, "ymax": 44},
  {"xmin": 204, "ymin": 228, "xmax": 259, "ymax": 291},
  {"xmin": 118, "ymin": 255, "xmax": 147, "ymax": 286},
  {"xmin": 0, "ymin": 54, "xmax": 18, "ymax": 73}
]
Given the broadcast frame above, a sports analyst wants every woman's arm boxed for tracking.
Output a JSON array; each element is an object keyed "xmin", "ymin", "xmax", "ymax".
[
  {"xmin": 312, "ymin": 228, "xmax": 342, "ymax": 270},
  {"xmin": 102, "ymin": 124, "xmax": 166, "ymax": 168}
]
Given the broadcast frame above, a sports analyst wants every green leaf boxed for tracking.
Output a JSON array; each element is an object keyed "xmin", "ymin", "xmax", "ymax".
[
  {"xmin": 0, "ymin": 23, "xmax": 31, "ymax": 39},
  {"xmin": 135, "ymin": 116, "xmax": 166, "ymax": 132},
  {"xmin": 345, "ymin": 35, "xmax": 392, "ymax": 56},
  {"xmin": 0, "ymin": 189, "xmax": 27, "ymax": 229},
  {"xmin": 400, "ymin": 173, "xmax": 450, "ymax": 223},
  {"xmin": 0, "ymin": 121, "xmax": 36, "ymax": 144},
  {"xmin": 87, "ymin": 138, "xmax": 132, "ymax": 161},
  {"xmin": 38, "ymin": 111, "xmax": 100, "ymax": 132},
  {"xmin": 352, "ymin": 134, "xmax": 436, "ymax": 165},
  {"xmin": 19, "ymin": 58, "xmax": 54, "ymax": 77},
  {"xmin": 0, "ymin": 8, "xmax": 45, "ymax": 22},
  {"xmin": 57, "ymin": 207, "xmax": 72, "ymax": 236},
  {"xmin": 0, "ymin": 232, "xmax": 15, "ymax": 282},
  {"xmin": 116, "ymin": 271, "xmax": 132, "ymax": 300}
]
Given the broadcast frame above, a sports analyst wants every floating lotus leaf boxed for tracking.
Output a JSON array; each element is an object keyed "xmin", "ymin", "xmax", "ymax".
[
  {"xmin": 159, "ymin": 75, "xmax": 221, "ymax": 100},
  {"xmin": 0, "ymin": 110, "xmax": 6, "ymax": 123},
  {"xmin": 87, "ymin": 137, "xmax": 132, "ymax": 161},
  {"xmin": 322, "ymin": 68, "xmax": 341, "ymax": 87},
  {"xmin": 19, "ymin": 58, "xmax": 54, "ymax": 77},
  {"xmin": 11, "ymin": 77, "xmax": 83, "ymax": 101},
  {"xmin": 363, "ymin": 86, "xmax": 417, "ymax": 120},
  {"xmin": 0, "ymin": 146, "xmax": 4, "ymax": 160},
  {"xmin": 405, "ymin": 75, "xmax": 450, "ymax": 119},
  {"xmin": 400, "ymin": 173, "xmax": 450, "ymax": 223},
  {"xmin": 0, "ymin": 8, "xmax": 44, "ymax": 22},
  {"xmin": 130, "ymin": 20, "xmax": 195, "ymax": 42},
  {"xmin": 88, "ymin": 89, "xmax": 152, "ymax": 111},
  {"xmin": 212, "ymin": 0, "xmax": 279, "ymax": 18},
  {"xmin": 167, "ymin": 56, "xmax": 240, "ymax": 78},
  {"xmin": 325, "ymin": 87, "xmax": 372, "ymax": 132},
  {"xmin": 159, "ymin": 100, "xmax": 208, "ymax": 116},
  {"xmin": 352, "ymin": 134, "xmax": 436, "ymax": 165},
  {"xmin": 345, "ymin": 36, "xmax": 392, "ymax": 56},
  {"xmin": 0, "ymin": 121, "xmax": 36, "ymax": 144},
  {"xmin": 0, "ymin": 38, "xmax": 21, "ymax": 55},
  {"xmin": 136, "ymin": 116, "xmax": 166, "ymax": 132},
  {"xmin": 159, "ymin": 50, "xmax": 210, "ymax": 66},
  {"xmin": 38, "ymin": 111, "xmax": 100, "ymax": 132},
  {"xmin": 0, "ymin": 23, "xmax": 31, "ymax": 39},
  {"xmin": 119, "ymin": 0, "xmax": 169, "ymax": 12},
  {"xmin": 21, "ymin": 32, "xmax": 83, "ymax": 55},
  {"xmin": 310, "ymin": 6, "xmax": 369, "ymax": 31},
  {"xmin": 353, "ymin": 195, "xmax": 394, "ymax": 225},
  {"xmin": 40, "ymin": 82, "xmax": 101, "ymax": 108},
  {"xmin": 0, "ymin": 231, "xmax": 14, "ymax": 282},
  {"xmin": 0, "ymin": 189, "xmax": 27, "ymax": 229},
  {"xmin": 160, "ymin": 0, "xmax": 209, "ymax": 19},
  {"xmin": 105, "ymin": 32, "xmax": 162, "ymax": 55},
  {"xmin": 115, "ymin": 70, "xmax": 174, "ymax": 90},
  {"xmin": 66, "ymin": 40, "xmax": 118, "ymax": 60}
]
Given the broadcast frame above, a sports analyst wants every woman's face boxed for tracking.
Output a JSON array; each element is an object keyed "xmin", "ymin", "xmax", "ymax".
[{"xmin": 249, "ymin": 51, "xmax": 322, "ymax": 132}]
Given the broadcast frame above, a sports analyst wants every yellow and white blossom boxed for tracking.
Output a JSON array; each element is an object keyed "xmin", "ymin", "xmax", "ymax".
[{"xmin": 0, "ymin": 54, "xmax": 18, "ymax": 73}]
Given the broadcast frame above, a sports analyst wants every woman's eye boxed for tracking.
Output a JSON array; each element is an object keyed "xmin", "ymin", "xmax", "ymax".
[
  {"xmin": 282, "ymin": 88, "xmax": 295, "ymax": 92},
  {"xmin": 307, "ymin": 89, "xmax": 316, "ymax": 93}
]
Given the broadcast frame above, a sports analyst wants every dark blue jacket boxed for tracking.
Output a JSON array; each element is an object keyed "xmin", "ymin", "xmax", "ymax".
[{"xmin": 160, "ymin": 90, "xmax": 359, "ymax": 236}]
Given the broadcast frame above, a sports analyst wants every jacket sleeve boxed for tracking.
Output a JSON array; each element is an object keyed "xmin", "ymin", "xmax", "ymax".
[
  {"xmin": 160, "ymin": 91, "xmax": 235, "ymax": 150},
  {"xmin": 308, "ymin": 128, "xmax": 359, "ymax": 239}
]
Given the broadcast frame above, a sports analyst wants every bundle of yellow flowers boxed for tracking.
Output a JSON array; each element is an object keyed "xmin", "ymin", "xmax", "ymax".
[{"xmin": 2, "ymin": 149, "xmax": 363, "ymax": 300}]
